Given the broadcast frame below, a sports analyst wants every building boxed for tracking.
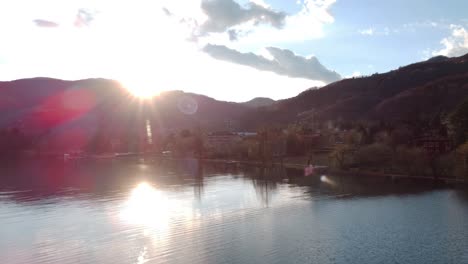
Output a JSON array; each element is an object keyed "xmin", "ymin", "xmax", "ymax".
[
  {"xmin": 207, "ymin": 131, "xmax": 242, "ymax": 148},
  {"xmin": 416, "ymin": 133, "xmax": 452, "ymax": 156}
]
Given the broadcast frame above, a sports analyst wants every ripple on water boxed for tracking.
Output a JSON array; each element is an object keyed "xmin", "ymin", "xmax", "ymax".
[{"xmin": 0, "ymin": 162, "xmax": 468, "ymax": 264}]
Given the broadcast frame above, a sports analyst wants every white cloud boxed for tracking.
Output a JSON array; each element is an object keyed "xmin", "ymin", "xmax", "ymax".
[
  {"xmin": 33, "ymin": 19, "xmax": 59, "ymax": 28},
  {"xmin": 404, "ymin": 20, "xmax": 447, "ymax": 30},
  {"xmin": 249, "ymin": 0, "xmax": 270, "ymax": 8},
  {"xmin": 280, "ymin": 0, "xmax": 335, "ymax": 40},
  {"xmin": 0, "ymin": 0, "xmax": 333, "ymax": 101},
  {"xmin": 359, "ymin": 28, "xmax": 374, "ymax": 36},
  {"xmin": 345, "ymin": 71, "xmax": 362, "ymax": 78},
  {"xmin": 197, "ymin": 0, "xmax": 336, "ymax": 45},
  {"xmin": 203, "ymin": 44, "xmax": 341, "ymax": 83},
  {"xmin": 197, "ymin": 0, "xmax": 286, "ymax": 36},
  {"xmin": 358, "ymin": 27, "xmax": 392, "ymax": 36},
  {"xmin": 432, "ymin": 25, "xmax": 468, "ymax": 57}
]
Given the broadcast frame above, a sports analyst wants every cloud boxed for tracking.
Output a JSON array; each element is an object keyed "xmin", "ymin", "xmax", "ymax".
[
  {"xmin": 227, "ymin": 29, "xmax": 239, "ymax": 41},
  {"xmin": 198, "ymin": 0, "xmax": 286, "ymax": 35},
  {"xmin": 358, "ymin": 27, "xmax": 393, "ymax": 36},
  {"xmin": 0, "ymin": 0, "xmax": 334, "ymax": 101},
  {"xmin": 203, "ymin": 44, "xmax": 341, "ymax": 83},
  {"xmin": 403, "ymin": 20, "xmax": 449, "ymax": 31},
  {"xmin": 33, "ymin": 19, "xmax": 59, "ymax": 28},
  {"xmin": 219, "ymin": 0, "xmax": 336, "ymax": 44},
  {"xmin": 164, "ymin": 0, "xmax": 335, "ymax": 44},
  {"xmin": 359, "ymin": 28, "xmax": 374, "ymax": 36},
  {"xmin": 74, "ymin": 9, "xmax": 96, "ymax": 27},
  {"xmin": 432, "ymin": 25, "xmax": 468, "ymax": 57},
  {"xmin": 162, "ymin": 7, "xmax": 173, "ymax": 16},
  {"xmin": 345, "ymin": 71, "xmax": 362, "ymax": 78}
]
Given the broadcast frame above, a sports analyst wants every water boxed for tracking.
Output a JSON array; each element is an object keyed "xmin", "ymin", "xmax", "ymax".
[{"xmin": 1, "ymin": 159, "xmax": 468, "ymax": 264}]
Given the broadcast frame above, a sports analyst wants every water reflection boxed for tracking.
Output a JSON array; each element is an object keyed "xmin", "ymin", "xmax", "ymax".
[
  {"xmin": 247, "ymin": 167, "xmax": 279, "ymax": 207},
  {"xmin": 0, "ymin": 159, "xmax": 466, "ymax": 204},
  {"xmin": 120, "ymin": 182, "xmax": 171, "ymax": 231},
  {"xmin": 1, "ymin": 159, "xmax": 468, "ymax": 264}
]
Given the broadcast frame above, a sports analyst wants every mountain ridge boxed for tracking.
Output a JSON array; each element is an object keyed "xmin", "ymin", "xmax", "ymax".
[
  {"xmin": 239, "ymin": 53, "xmax": 468, "ymax": 127},
  {"xmin": 242, "ymin": 97, "xmax": 276, "ymax": 108},
  {"xmin": 1, "ymin": 53, "xmax": 467, "ymax": 134}
]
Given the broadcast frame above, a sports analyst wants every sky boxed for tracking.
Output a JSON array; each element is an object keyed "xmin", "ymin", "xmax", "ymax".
[{"xmin": 0, "ymin": 0, "xmax": 467, "ymax": 102}]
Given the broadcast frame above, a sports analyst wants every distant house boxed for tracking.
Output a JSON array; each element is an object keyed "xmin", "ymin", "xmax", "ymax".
[
  {"xmin": 416, "ymin": 133, "xmax": 452, "ymax": 156},
  {"xmin": 208, "ymin": 131, "xmax": 240, "ymax": 140},
  {"xmin": 301, "ymin": 132, "xmax": 322, "ymax": 146},
  {"xmin": 206, "ymin": 131, "xmax": 242, "ymax": 151},
  {"xmin": 206, "ymin": 131, "xmax": 260, "ymax": 158},
  {"xmin": 236, "ymin": 132, "xmax": 257, "ymax": 138}
]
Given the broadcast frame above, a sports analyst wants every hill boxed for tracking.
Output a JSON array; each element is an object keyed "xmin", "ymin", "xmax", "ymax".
[
  {"xmin": 241, "ymin": 54, "xmax": 468, "ymax": 128},
  {"xmin": 1, "ymin": 53, "xmax": 468, "ymax": 143},
  {"xmin": 0, "ymin": 79, "xmax": 250, "ymax": 146},
  {"xmin": 242, "ymin": 97, "xmax": 276, "ymax": 108}
]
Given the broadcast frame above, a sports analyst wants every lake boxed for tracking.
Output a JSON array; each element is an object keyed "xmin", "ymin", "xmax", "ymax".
[{"xmin": 1, "ymin": 158, "xmax": 468, "ymax": 264}]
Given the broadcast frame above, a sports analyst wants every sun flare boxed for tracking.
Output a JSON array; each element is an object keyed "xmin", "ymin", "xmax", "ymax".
[{"xmin": 120, "ymin": 78, "xmax": 161, "ymax": 99}]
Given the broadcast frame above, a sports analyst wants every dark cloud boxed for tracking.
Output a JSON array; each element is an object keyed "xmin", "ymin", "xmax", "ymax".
[
  {"xmin": 199, "ymin": 0, "xmax": 286, "ymax": 36},
  {"xmin": 33, "ymin": 19, "xmax": 59, "ymax": 28},
  {"xmin": 227, "ymin": 29, "xmax": 238, "ymax": 41},
  {"xmin": 74, "ymin": 9, "xmax": 96, "ymax": 27},
  {"xmin": 203, "ymin": 44, "xmax": 341, "ymax": 83},
  {"xmin": 162, "ymin": 7, "xmax": 173, "ymax": 16}
]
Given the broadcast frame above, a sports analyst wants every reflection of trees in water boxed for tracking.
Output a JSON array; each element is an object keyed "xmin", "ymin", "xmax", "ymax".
[
  {"xmin": 0, "ymin": 159, "xmax": 155, "ymax": 202},
  {"xmin": 160, "ymin": 158, "xmax": 206, "ymax": 199},
  {"xmin": 203, "ymin": 162, "xmax": 241, "ymax": 175},
  {"xmin": 1, "ymin": 159, "xmax": 464, "ymax": 204},
  {"xmin": 193, "ymin": 161, "xmax": 204, "ymax": 202},
  {"xmin": 293, "ymin": 174, "xmax": 453, "ymax": 199},
  {"xmin": 454, "ymin": 188, "xmax": 468, "ymax": 203},
  {"xmin": 0, "ymin": 159, "xmax": 205, "ymax": 203},
  {"xmin": 244, "ymin": 166, "xmax": 284, "ymax": 207},
  {"xmin": 241, "ymin": 164, "xmax": 457, "ymax": 201}
]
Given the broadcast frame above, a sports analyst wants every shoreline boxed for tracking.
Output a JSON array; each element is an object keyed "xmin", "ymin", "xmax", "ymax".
[
  {"xmin": 196, "ymin": 158, "xmax": 467, "ymax": 185},
  {"xmin": 4, "ymin": 154, "xmax": 467, "ymax": 185}
]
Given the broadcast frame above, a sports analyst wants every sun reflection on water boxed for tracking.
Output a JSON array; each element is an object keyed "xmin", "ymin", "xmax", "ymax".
[{"xmin": 120, "ymin": 183, "xmax": 171, "ymax": 231}]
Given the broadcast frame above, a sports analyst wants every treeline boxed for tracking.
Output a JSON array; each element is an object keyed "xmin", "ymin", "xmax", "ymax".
[
  {"xmin": 163, "ymin": 97, "xmax": 468, "ymax": 180},
  {"xmin": 0, "ymin": 128, "xmax": 32, "ymax": 158},
  {"xmin": 324, "ymin": 97, "xmax": 468, "ymax": 179},
  {"xmin": 1, "ymin": 95, "xmax": 467, "ymax": 180}
]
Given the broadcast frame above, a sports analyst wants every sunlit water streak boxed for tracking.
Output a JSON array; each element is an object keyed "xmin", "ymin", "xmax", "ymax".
[{"xmin": 0, "ymin": 160, "xmax": 467, "ymax": 264}]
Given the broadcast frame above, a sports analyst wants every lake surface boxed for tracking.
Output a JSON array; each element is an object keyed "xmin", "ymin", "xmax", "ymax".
[{"xmin": 1, "ymin": 158, "xmax": 468, "ymax": 264}]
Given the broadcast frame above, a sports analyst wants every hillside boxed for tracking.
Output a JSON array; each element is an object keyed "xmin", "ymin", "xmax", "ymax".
[
  {"xmin": 242, "ymin": 97, "xmax": 276, "ymax": 108},
  {"xmin": 241, "ymin": 54, "xmax": 468, "ymax": 127},
  {"xmin": 0, "ymin": 79, "xmax": 249, "ymax": 136},
  {"xmin": 1, "ymin": 53, "xmax": 468, "ymax": 138}
]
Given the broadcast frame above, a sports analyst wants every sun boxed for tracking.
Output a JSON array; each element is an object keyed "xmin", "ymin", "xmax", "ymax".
[{"xmin": 120, "ymin": 78, "xmax": 161, "ymax": 99}]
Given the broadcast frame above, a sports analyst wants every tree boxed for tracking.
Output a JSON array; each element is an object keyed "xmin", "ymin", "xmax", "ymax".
[
  {"xmin": 344, "ymin": 129, "xmax": 363, "ymax": 146},
  {"xmin": 179, "ymin": 129, "xmax": 192, "ymax": 138},
  {"xmin": 394, "ymin": 146, "xmax": 428, "ymax": 176},
  {"xmin": 285, "ymin": 127, "xmax": 305, "ymax": 156},
  {"xmin": 389, "ymin": 125, "xmax": 413, "ymax": 148},
  {"xmin": 455, "ymin": 142, "xmax": 468, "ymax": 179},
  {"xmin": 193, "ymin": 131, "xmax": 205, "ymax": 158},
  {"xmin": 354, "ymin": 143, "xmax": 393, "ymax": 170},
  {"xmin": 0, "ymin": 128, "xmax": 30, "ymax": 158},
  {"xmin": 329, "ymin": 144, "xmax": 353, "ymax": 169},
  {"xmin": 447, "ymin": 98, "xmax": 468, "ymax": 146}
]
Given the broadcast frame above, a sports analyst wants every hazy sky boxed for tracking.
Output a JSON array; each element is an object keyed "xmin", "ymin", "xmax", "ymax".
[{"xmin": 0, "ymin": 0, "xmax": 467, "ymax": 101}]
